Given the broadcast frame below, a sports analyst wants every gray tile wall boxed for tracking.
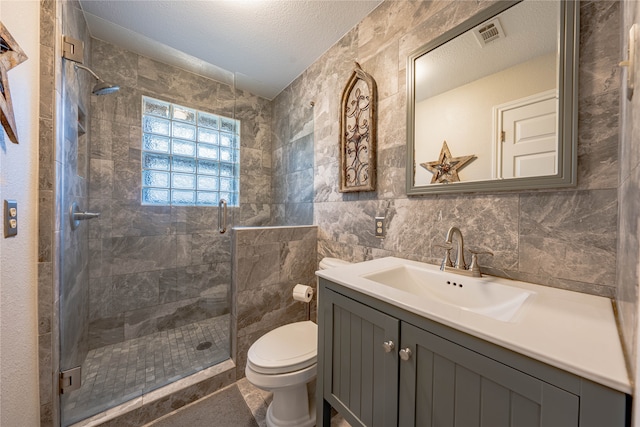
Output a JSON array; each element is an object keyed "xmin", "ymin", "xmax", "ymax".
[
  {"xmin": 232, "ymin": 226, "xmax": 317, "ymax": 378},
  {"xmin": 272, "ymin": 0, "xmax": 621, "ymax": 298},
  {"xmin": 618, "ymin": 0, "xmax": 640, "ymax": 383},
  {"xmin": 38, "ymin": 1, "xmax": 58, "ymax": 424},
  {"xmin": 85, "ymin": 39, "xmax": 273, "ymax": 349},
  {"xmin": 272, "ymin": 94, "xmax": 315, "ymax": 225}
]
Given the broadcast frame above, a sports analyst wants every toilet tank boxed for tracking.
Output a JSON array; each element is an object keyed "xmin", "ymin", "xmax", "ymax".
[{"xmin": 319, "ymin": 257, "xmax": 352, "ymax": 270}]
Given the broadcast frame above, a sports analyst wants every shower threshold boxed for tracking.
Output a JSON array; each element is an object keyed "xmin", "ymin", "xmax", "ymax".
[{"xmin": 64, "ymin": 314, "xmax": 231, "ymax": 427}]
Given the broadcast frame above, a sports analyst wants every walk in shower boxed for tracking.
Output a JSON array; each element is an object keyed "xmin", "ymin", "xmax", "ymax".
[{"xmin": 56, "ymin": 3, "xmax": 271, "ymax": 425}]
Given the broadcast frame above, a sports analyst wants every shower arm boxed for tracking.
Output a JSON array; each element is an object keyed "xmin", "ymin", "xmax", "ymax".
[{"xmin": 74, "ymin": 63, "xmax": 102, "ymax": 82}]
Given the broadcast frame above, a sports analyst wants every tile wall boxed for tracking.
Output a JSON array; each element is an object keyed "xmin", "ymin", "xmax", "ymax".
[
  {"xmin": 272, "ymin": 101, "xmax": 315, "ymax": 225},
  {"xmin": 232, "ymin": 226, "xmax": 318, "ymax": 379},
  {"xmin": 85, "ymin": 39, "xmax": 273, "ymax": 349},
  {"xmin": 272, "ymin": 0, "xmax": 622, "ymax": 299}
]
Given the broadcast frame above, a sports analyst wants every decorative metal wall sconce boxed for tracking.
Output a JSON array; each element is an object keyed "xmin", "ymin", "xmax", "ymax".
[
  {"xmin": 0, "ymin": 22, "xmax": 28, "ymax": 144},
  {"xmin": 339, "ymin": 62, "xmax": 377, "ymax": 192}
]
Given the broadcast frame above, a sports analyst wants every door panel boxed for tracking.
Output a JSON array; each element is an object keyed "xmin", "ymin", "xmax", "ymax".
[
  {"xmin": 323, "ymin": 290, "xmax": 400, "ymax": 427},
  {"xmin": 399, "ymin": 322, "xmax": 579, "ymax": 427},
  {"xmin": 500, "ymin": 94, "xmax": 558, "ymax": 178}
]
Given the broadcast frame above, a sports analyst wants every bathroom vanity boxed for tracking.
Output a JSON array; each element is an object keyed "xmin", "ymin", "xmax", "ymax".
[{"xmin": 316, "ymin": 257, "xmax": 631, "ymax": 427}]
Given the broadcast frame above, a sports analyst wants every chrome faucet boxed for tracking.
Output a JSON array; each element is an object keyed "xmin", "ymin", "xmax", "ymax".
[{"xmin": 438, "ymin": 226, "xmax": 493, "ymax": 278}]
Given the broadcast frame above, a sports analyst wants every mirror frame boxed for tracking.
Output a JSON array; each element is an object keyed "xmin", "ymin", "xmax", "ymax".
[{"xmin": 406, "ymin": 0, "xmax": 579, "ymax": 195}]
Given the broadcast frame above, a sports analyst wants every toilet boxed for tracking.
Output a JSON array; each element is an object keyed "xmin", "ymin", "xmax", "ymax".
[{"xmin": 245, "ymin": 257, "xmax": 351, "ymax": 427}]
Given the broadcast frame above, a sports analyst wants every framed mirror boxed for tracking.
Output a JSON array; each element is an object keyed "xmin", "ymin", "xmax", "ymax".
[{"xmin": 406, "ymin": 0, "xmax": 579, "ymax": 195}]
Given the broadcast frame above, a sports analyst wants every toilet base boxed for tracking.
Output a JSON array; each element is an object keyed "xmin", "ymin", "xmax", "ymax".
[{"xmin": 265, "ymin": 383, "xmax": 316, "ymax": 427}]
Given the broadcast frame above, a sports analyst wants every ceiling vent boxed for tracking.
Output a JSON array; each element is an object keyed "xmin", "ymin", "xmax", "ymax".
[{"xmin": 473, "ymin": 18, "xmax": 505, "ymax": 47}]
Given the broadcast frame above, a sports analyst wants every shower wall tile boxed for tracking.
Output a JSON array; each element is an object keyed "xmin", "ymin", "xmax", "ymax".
[
  {"xmin": 89, "ymin": 159, "xmax": 114, "ymax": 198},
  {"xmin": 124, "ymin": 296, "xmax": 227, "ymax": 341},
  {"xmin": 190, "ymin": 233, "xmax": 231, "ymax": 265},
  {"xmin": 39, "ymin": 118, "xmax": 55, "ymax": 191},
  {"xmin": 38, "ymin": 262, "xmax": 53, "ymax": 335},
  {"xmin": 89, "ymin": 276, "xmax": 114, "ymax": 321},
  {"xmin": 110, "ymin": 235, "xmax": 177, "ymax": 274},
  {"xmin": 38, "ymin": 332, "xmax": 52, "ymax": 409},
  {"xmin": 92, "ymin": 39, "xmax": 139, "ymax": 89},
  {"xmin": 88, "ymin": 198, "xmax": 112, "ymax": 239},
  {"xmin": 239, "ymin": 203, "xmax": 271, "ymax": 226},
  {"xmin": 240, "ymin": 173, "xmax": 271, "ymax": 205},
  {"xmin": 88, "ymin": 315, "xmax": 125, "ymax": 349},
  {"xmin": 87, "ymin": 38, "xmax": 271, "ymax": 355},
  {"xmin": 112, "ymin": 272, "xmax": 161, "ymax": 312},
  {"xmin": 110, "ymin": 202, "xmax": 173, "ymax": 237},
  {"xmin": 38, "ymin": 190, "xmax": 54, "ymax": 263},
  {"xmin": 158, "ymin": 264, "xmax": 230, "ymax": 303}
]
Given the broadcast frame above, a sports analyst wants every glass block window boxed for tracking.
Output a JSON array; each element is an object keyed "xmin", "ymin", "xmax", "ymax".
[{"xmin": 141, "ymin": 96, "xmax": 240, "ymax": 206}]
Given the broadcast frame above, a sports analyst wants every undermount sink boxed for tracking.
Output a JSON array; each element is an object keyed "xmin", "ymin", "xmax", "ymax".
[{"xmin": 362, "ymin": 264, "xmax": 534, "ymax": 322}]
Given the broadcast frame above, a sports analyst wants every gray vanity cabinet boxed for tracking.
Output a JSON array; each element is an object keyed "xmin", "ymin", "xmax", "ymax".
[
  {"xmin": 320, "ymin": 286, "xmax": 400, "ymax": 427},
  {"xmin": 398, "ymin": 322, "xmax": 578, "ymax": 426},
  {"xmin": 317, "ymin": 278, "xmax": 630, "ymax": 427}
]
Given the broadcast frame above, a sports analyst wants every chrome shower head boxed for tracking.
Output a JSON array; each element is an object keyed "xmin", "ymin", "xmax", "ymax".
[
  {"xmin": 91, "ymin": 80, "xmax": 120, "ymax": 96},
  {"xmin": 73, "ymin": 64, "xmax": 120, "ymax": 96}
]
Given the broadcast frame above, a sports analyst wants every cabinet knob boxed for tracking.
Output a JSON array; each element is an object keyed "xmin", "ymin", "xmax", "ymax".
[
  {"xmin": 383, "ymin": 340, "xmax": 395, "ymax": 353},
  {"xmin": 399, "ymin": 348, "xmax": 412, "ymax": 361}
]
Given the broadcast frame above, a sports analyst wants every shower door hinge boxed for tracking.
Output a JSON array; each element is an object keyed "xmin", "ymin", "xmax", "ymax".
[
  {"xmin": 59, "ymin": 366, "xmax": 81, "ymax": 394},
  {"xmin": 62, "ymin": 35, "xmax": 84, "ymax": 64}
]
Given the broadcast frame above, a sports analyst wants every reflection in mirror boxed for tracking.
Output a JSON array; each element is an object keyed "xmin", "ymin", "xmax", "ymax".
[{"xmin": 407, "ymin": 0, "xmax": 578, "ymax": 195}]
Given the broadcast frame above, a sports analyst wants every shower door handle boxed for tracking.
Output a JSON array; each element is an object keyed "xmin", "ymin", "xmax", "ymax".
[{"xmin": 218, "ymin": 199, "xmax": 227, "ymax": 234}]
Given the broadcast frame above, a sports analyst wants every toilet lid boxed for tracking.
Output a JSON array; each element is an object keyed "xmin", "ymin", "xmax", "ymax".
[{"xmin": 247, "ymin": 321, "xmax": 317, "ymax": 374}]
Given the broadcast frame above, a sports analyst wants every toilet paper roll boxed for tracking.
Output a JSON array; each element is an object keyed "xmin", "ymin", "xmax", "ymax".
[{"xmin": 293, "ymin": 284, "xmax": 314, "ymax": 303}]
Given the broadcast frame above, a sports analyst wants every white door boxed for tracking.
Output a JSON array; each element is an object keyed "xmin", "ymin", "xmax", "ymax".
[{"xmin": 498, "ymin": 92, "xmax": 558, "ymax": 179}]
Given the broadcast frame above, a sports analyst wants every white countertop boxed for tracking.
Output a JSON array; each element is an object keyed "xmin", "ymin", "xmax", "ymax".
[{"xmin": 316, "ymin": 256, "xmax": 631, "ymax": 394}]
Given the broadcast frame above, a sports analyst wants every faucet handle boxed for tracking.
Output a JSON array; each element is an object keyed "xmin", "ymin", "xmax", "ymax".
[
  {"xmin": 435, "ymin": 243, "xmax": 454, "ymax": 270},
  {"xmin": 468, "ymin": 248, "xmax": 494, "ymax": 257},
  {"xmin": 468, "ymin": 249, "xmax": 493, "ymax": 277}
]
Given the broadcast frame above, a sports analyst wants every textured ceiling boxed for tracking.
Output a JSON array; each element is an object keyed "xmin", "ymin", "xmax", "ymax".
[
  {"xmin": 415, "ymin": 1, "xmax": 559, "ymax": 102},
  {"xmin": 79, "ymin": 0, "xmax": 383, "ymax": 100}
]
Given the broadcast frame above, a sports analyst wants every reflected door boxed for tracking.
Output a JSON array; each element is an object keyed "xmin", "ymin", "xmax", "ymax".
[{"xmin": 499, "ymin": 93, "xmax": 558, "ymax": 178}]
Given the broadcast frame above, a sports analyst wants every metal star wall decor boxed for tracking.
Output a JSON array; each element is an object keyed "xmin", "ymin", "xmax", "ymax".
[
  {"xmin": 0, "ymin": 22, "xmax": 28, "ymax": 144},
  {"xmin": 420, "ymin": 141, "xmax": 476, "ymax": 184}
]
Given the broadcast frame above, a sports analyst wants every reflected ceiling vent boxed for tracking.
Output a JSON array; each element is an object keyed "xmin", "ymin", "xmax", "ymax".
[{"xmin": 473, "ymin": 18, "xmax": 505, "ymax": 47}]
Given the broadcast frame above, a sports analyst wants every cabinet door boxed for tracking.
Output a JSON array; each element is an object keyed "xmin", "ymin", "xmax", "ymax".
[
  {"xmin": 399, "ymin": 322, "xmax": 579, "ymax": 427},
  {"xmin": 323, "ymin": 289, "xmax": 400, "ymax": 427}
]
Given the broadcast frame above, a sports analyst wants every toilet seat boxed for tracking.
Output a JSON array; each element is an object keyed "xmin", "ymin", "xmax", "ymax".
[{"xmin": 247, "ymin": 321, "xmax": 317, "ymax": 375}]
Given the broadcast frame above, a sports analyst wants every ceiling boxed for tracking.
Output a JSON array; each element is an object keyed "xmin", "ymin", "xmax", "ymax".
[
  {"xmin": 415, "ymin": 0, "xmax": 559, "ymax": 102},
  {"xmin": 78, "ymin": 0, "xmax": 383, "ymax": 100}
]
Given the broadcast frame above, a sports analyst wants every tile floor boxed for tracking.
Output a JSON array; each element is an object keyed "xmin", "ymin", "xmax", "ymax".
[
  {"xmin": 62, "ymin": 314, "xmax": 230, "ymax": 426},
  {"xmin": 237, "ymin": 377, "xmax": 351, "ymax": 427}
]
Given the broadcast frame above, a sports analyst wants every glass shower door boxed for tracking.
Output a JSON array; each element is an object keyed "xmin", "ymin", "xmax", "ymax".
[{"xmin": 58, "ymin": 18, "xmax": 235, "ymax": 427}]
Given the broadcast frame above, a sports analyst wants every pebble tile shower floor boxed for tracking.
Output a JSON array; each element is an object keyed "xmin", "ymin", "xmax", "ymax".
[{"xmin": 62, "ymin": 314, "xmax": 230, "ymax": 425}]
